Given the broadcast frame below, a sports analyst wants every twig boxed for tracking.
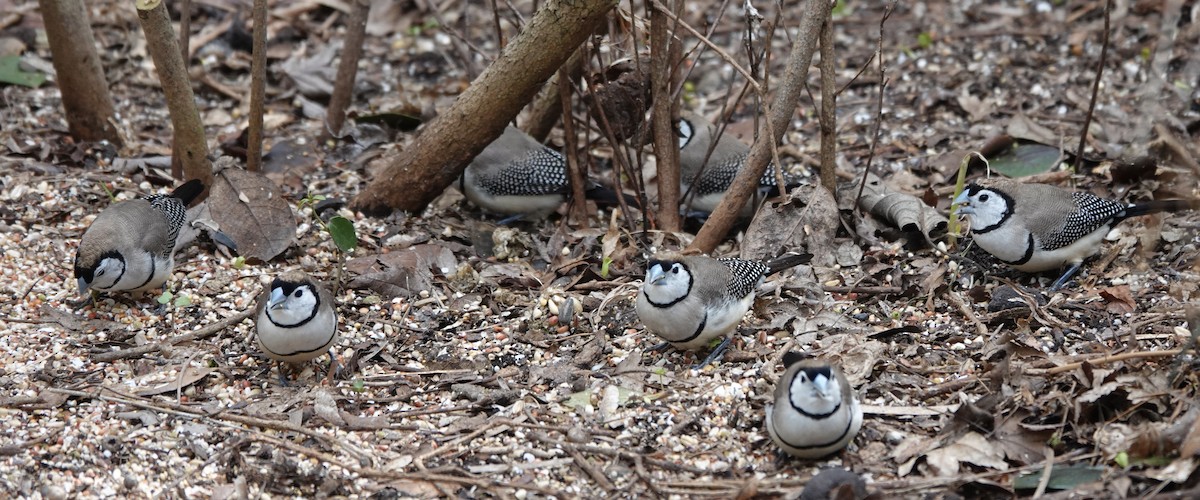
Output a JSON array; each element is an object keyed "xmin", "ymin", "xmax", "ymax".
[
  {"xmin": 946, "ymin": 290, "xmax": 988, "ymax": 336},
  {"xmin": 852, "ymin": 2, "xmax": 894, "ymax": 210},
  {"xmin": 821, "ymin": 285, "xmax": 902, "ymax": 295},
  {"xmin": 1030, "ymin": 349, "xmax": 1182, "ymax": 375},
  {"xmin": 569, "ymin": 448, "xmax": 616, "ymax": 491},
  {"xmin": 528, "ymin": 430, "xmax": 706, "ymax": 474},
  {"xmin": 1074, "ymin": 0, "xmax": 1111, "ymax": 165},
  {"xmin": 1032, "ymin": 446, "xmax": 1054, "ymax": 499},
  {"xmin": 91, "ymin": 308, "xmax": 254, "ymax": 362}
]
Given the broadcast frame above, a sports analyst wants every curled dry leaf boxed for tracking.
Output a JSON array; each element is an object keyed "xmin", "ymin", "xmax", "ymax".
[
  {"xmin": 346, "ymin": 243, "xmax": 457, "ymax": 298},
  {"xmin": 852, "ymin": 173, "xmax": 948, "ymax": 240},
  {"xmin": 207, "ymin": 164, "xmax": 297, "ymax": 261}
]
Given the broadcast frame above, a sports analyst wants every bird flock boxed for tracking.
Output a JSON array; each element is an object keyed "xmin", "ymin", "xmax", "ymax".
[{"xmin": 72, "ymin": 113, "xmax": 1197, "ymax": 462}]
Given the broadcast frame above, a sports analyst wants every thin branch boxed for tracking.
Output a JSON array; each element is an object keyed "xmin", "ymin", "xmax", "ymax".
[{"xmin": 1074, "ymin": 0, "xmax": 1111, "ymax": 165}]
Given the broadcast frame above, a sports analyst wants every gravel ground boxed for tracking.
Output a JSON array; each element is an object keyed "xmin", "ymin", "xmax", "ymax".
[{"xmin": 3, "ymin": 0, "xmax": 1200, "ymax": 498}]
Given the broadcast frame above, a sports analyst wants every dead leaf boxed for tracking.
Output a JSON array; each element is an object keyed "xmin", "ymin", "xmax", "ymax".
[
  {"xmin": 743, "ymin": 184, "xmax": 839, "ymax": 265},
  {"xmin": 313, "ymin": 388, "xmax": 346, "ymax": 427},
  {"xmin": 924, "ymin": 432, "xmax": 1009, "ymax": 476},
  {"xmin": 207, "ymin": 160, "xmax": 297, "ymax": 261},
  {"xmin": 850, "ymin": 173, "xmax": 948, "ymax": 239},
  {"xmin": 346, "ymin": 243, "xmax": 457, "ymax": 298},
  {"xmin": 1098, "ymin": 285, "xmax": 1136, "ymax": 314},
  {"xmin": 134, "ymin": 366, "xmax": 214, "ymax": 397}
]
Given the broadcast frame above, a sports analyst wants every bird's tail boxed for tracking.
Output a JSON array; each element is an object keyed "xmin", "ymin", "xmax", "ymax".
[
  {"xmin": 1123, "ymin": 199, "xmax": 1200, "ymax": 218},
  {"xmin": 584, "ymin": 184, "xmax": 640, "ymax": 210},
  {"xmin": 766, "ymin": 252, "xmax": 813, "ymax": 275},
  {"xmin": 170, "ymin": 179, "xmax": 206, "ymax": 207}
]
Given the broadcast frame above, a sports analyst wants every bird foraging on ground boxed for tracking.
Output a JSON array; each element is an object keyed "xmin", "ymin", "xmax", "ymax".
[
  {"xmin": 255, "ymin": 271, "xmax": 339, "ymax": 385},
  {"xmin": 74, "ymin": 179, "xmax": 205, "ymax": 302},
  {"xmin": 676, "ymin": 111, "xmax": 799, "ymax": 217},
  {"xmin": 953, "ymin": 178, "xmax": 1198, "ymax": 290},
  {"xmin": 766, "ymin": 352, "xmax": 863, "ymax": 459},
  {"xmin": 460, "ymin": 125, "xmax": 627, "ymax": 222},
  {"xmin": 635, "ymin": 252, "xmax": 810, "ymax": 367}
]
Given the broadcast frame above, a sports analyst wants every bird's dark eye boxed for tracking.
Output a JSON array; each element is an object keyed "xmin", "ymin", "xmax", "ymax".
[
  {"xmin": 979, "ymin": 194, "xmax": 989, "ymax": 202},
  {"xmin": 293, "ymin": 290, "xmax": 304, "ymax": 298},
  {"xmin": 671, "ymin": 266, "xmax": 679, "ymax": 274}
]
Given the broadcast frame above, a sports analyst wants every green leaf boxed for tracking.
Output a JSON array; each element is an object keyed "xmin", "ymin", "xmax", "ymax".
[
  {"xmin": 987, "ymin": 140, "xmax": 1061, "ymax": 177},
  {"xmin": 173, "ymin": 294, "xmax": 192, "ymax": 307},
  {"xmin": 1114, "ymin": 451, "xmax": 1129, "ymax": 468},
  {"xmin": 599, "ymin": 257, "xmax": 612, "ymax": 279},
  {"xmin": 0, "ymin": 55, "xmax": 47, "ymax": 88},
  {"xmin": 917, "ymin": 32, "xmax": 933, "ymax": 49},
  {"xmin": 327, "ymin": 216, "xmax": 357, "ymax": 252},
  {"xmin": 157, "ymin": 290, "xmax": 173, "ymax": 305},
  {"xmin": 352, "ymin": 379, "xmax": 366, "ymax": 392},
  {"xmin": 1013, "ymin": 464, "xmax": 1104, "ymax": 491},
  {"xmin": 564, "ymin": 390, "xmax": 593, "ymax": 412},
  {"xmin": 231, "ymin": 256, "xmax": 246, "ymax": 270}
]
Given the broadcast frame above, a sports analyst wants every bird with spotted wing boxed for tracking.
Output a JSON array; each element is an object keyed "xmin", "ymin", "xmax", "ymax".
[
  {"xmin": 954, "ymin": 178, "xmax": 1199, "ymax": 289},
  {"xmin": 460, "ymin": 125, "xmax": 628, "ymax": 222},
  {"xmin": 74, "ymin": 179, "xmax": 205, "ymax": 304},
  {"xmin": 635, "ymin": 252, "xmax": 811, "ymax": 367}
]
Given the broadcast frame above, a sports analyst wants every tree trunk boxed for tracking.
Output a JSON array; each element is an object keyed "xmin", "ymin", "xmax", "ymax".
[
  {"xmin": 38, "ymin": 0, "xmax": 123, "ymax": 146},
  {"xmin": 649, "ymin": 0, "xmax": 682, "ymax": 232},
  {"xmin": 351, "ymin": 0, "xmax": 616, "ymax": 216},
  {"xmin": 136, "ymin": 0, "xmax": 213, "ymax": 189},
  {"xmin": 688, "ymin": 0, "xmax": 833, "ymax": 253}
]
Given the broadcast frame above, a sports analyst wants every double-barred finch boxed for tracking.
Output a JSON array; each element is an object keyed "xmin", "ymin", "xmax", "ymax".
[
  {"xmin": 74, "ymin": 179, "xmax": 205, "ymax": 298},
  {"xmin": 460, "ymin": 125, "xmax": 628, "ymax": 220},
  {"xmin": 635, "ymin": 252, "xmax": 811, "ymax": 367},
  {"xmin": 766, "ymin": 353, "xmax": 863, "ymax": 459},
  {"xmin": 954, "ymin": 178, "xmax": 1199, "ymax": 289},
  {"xmin": 255, "ymin": 271, "xmax": 339, "ymax": 385},
  {"xmin": 676, "ymin": 111, "xmax": 796, "ymax": 216}
]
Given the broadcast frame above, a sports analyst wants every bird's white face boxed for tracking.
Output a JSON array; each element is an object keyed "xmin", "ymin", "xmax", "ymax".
[
  {"xmin": 79, "ymin": 255, "xmax": 126, "ymax": 293},
  {"xmin": 790, "ymin": 366, "xmax": 841, "ymax": 415},
  {"xmin": 676, "ymin": 118, "xmax": 694, "ymax": 149},
  {"xmin": 266, "ymin": 284, "xmax": 320, "ymax": 326},
  {"xmin": 642, "ymin": 260, "xmax": 692, "ymax": 305},
  {"xmin": 954, "ymin": 185, "xmax": 1012, "ymax": 231}
]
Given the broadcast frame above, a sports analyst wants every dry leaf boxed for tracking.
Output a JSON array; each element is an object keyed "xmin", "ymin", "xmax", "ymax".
[
  {"xmin": 743, "ymin": 184, "xmax": 839, "ymax": 265},
  {"xmin": 347, "ymin": 243, "xmax": 457, "ymax": 298},
  {"xmin": 1099, "ymin": 285, "xmax": 1137, "ymax": 314},
  {"xmin": 208, "ymin": 161, "xmax": 297, "ymax": 261},
  {"xmin": 853, "ymin": 173, "xmax": 948, "ymax": 239},
  {"xmin": 924, "ymin": 432, "xmax": 1009, "ymax": 477}
]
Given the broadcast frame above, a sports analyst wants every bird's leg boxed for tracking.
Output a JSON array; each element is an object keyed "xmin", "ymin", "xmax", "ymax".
[
  {"xmin": 496, "ymin": 213, "xmax": 526, "ymax": 225},
  {"xmin": 276, "ymin": 360, "xmax": 291, "ymax": 387},
  {"xmin": 1049, "ymin": 262, "xmax": 1083, "ymax": 291},
  {"xmin": 694, "ymin": 336, "xmax": 733, "ymax": 369},
  {"xmin": 323, "ymin": 353, "xmax": 341, "ymax": 385}
]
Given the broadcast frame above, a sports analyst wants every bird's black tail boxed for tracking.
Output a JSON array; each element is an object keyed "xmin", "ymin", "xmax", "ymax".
[
  {"xmin": 766, "ymin": 252, "xmax": 813, "ymax": 275},
  {"xmin": 170, "ymin": 179, "xmax": 206, "ymax": 207},
  {"xmin": 1123, "ymin": 199, "xmax": 1200, "ymax": 218},
  {"xmin": 584, "ymin": 184, "xmax": 640, "ymax": 210}
]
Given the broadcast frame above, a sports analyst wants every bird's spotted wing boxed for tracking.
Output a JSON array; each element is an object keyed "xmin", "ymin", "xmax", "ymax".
[
  {"xmin": 480, "ymin": 149, "xmax": 570, "ymax": 196},
  {"xmin": 144, "ymin": 194, "xmax": 190, "ymax": 257},
  {"xmin": 1040, "ymin": 192, "xmax": 1127, "ymax": 250},
  {"xmin": 718, "ymin": 258, "xmax": 770, "ymax": 298}
]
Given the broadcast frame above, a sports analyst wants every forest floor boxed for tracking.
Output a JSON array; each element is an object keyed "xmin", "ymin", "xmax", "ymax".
[{"xmin": 2, "ymin": 0, "xmax": 1200, "ymax": 498}]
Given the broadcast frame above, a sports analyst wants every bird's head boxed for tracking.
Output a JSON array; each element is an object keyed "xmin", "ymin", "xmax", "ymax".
[
  {"xmin": 642, "ymin": 258, "xmax": 693, "ymax": 304},
  {"xmin": 264, "ymin": 276, "xmax": 321, "ymax": 325},
  {"xmin": 953, "ymin": 181, "xmax": 1014, "ymax": 228},
  {"xmin": 74, "ymin": 250, "xmax": 125, "ymax": 295}
]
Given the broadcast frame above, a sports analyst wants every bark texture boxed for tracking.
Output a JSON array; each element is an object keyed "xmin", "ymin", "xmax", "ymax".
[
  {"xmin": 351, "ymin": 0, "xmax": 616, "ymax": 216},
  {"xmin": 650, "ymin": 0, "xmax": 682, "ymax": 232},
  {"xmin": 136, "ymin": 0, "xmax": 213, "ymax": 188},
  {"xmin": 39, "ymin": 0, "xmax": 123, "ymax": 146}
]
